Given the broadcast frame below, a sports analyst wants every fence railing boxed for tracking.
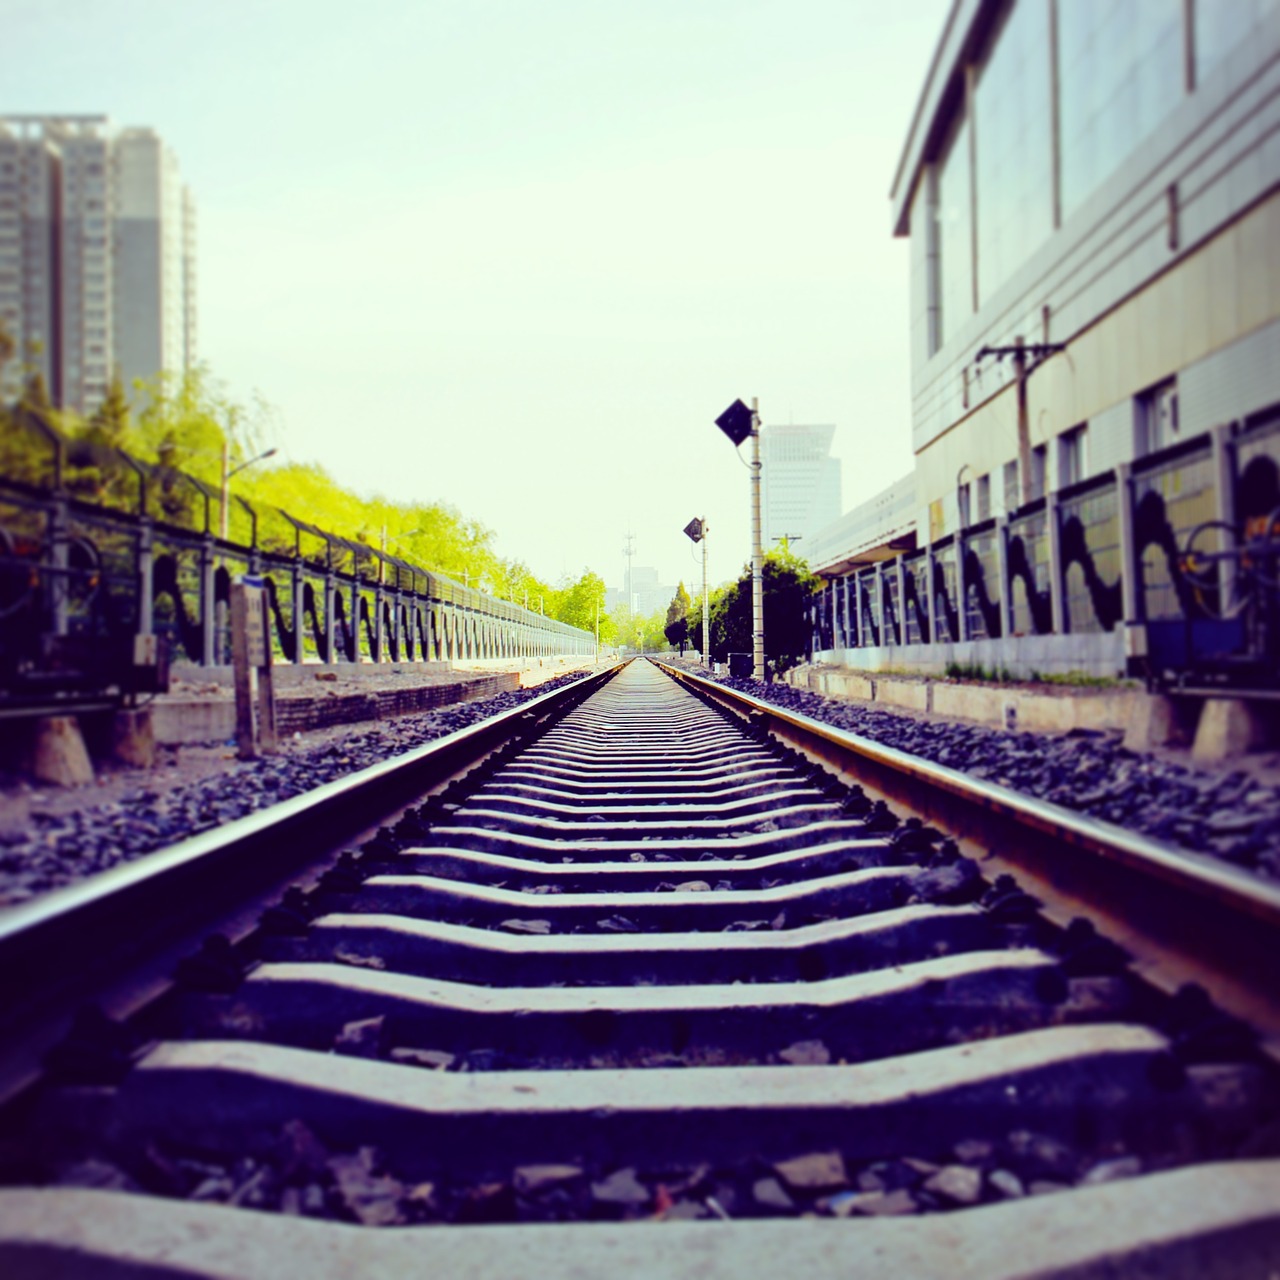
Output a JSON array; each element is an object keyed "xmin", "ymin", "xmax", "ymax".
[
  {"xmin": 806, "ymin": 417, "xmax": 1280, "ymax": 686},
  {"xmin": 0, "ymin": 424, "xmax": 595, "ymax": 700}
]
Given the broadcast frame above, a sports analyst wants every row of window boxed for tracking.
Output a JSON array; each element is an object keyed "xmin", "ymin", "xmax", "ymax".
[{"xmin": 928, "ymin": 0, "xmax": 1274, "ymax": 352}]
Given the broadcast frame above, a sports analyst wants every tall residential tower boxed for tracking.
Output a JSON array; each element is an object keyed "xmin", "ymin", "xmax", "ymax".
[{"xmin": 0, "ymin": 115, "xmax": 196, "ymax": 413}]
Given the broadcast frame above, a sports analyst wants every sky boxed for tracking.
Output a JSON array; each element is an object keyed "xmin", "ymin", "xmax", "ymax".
[{"xmin": 7, "ymin": 0, "xmax": 951, "ymax": 597}]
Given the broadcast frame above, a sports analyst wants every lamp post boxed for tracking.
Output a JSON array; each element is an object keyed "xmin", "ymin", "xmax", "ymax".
[
  {"xmin": 220, "ymin": 444, "xmax": 277, "ymax": 541},
  {"xmin": 714, "ymin": 396, "xmax": 765, "ymax": 679},
  {"xmin": 683, "ymin": 516, "xmax": 710, "ymax": 667}
]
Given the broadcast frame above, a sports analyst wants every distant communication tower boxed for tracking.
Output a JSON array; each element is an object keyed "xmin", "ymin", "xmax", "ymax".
[{"xmin": 622, "ymin": 531, "xmax": 636, "ymax": 611}]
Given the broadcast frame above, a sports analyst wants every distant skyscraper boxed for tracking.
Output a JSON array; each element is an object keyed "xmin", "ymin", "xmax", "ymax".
[
  {"xmin": 760, "ymin": 424, "xmax": 842, "ymax": 552},
  {"xmin": 0, "ymin": 115, "xmax": 196, "ymax": 413}
]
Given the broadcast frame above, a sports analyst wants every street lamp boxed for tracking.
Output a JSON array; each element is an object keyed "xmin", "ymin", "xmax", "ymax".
[
  {"xmin": 715, "ymin": 397, "xmax": 764, "ymax": 679},
  {"xmin": 220, "ymin": 444, "xmax": 277, "ymax": 541},
  {"xmin": 683, "ymin": 516, "xmax": 710, "ymax": 667}
]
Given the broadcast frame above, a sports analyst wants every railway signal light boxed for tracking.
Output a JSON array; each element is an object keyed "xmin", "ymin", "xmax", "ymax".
[{"xmin": 714, "ymin": 399, "xmax": 754, "ymax": 448}]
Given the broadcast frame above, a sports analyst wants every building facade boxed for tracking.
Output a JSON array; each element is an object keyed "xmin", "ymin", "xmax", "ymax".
[
  {"xmin": 805, "ymin": 0, "xmax": 1280, "ymax": 689},
  {"xmin": 760, "ymin": 424, "xmax": 843, "ymax": 550},
  {"xmin": 0, "ymin": 116, "xmax": 196, "ymax": 413}
]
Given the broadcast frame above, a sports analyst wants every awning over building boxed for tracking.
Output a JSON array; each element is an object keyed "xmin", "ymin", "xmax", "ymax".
[{"xmin": 804, "ymin": 474, "xmax": 917, "ymax": 578}]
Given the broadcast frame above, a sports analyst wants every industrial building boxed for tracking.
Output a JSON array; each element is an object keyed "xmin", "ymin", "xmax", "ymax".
[
  {"xmin": 805, "ymin": 0, "xmax": 1280, "ymax": 697},
  {"xmin": 0, "ymin": 115, "xmax": 195, "ymax": 413}
]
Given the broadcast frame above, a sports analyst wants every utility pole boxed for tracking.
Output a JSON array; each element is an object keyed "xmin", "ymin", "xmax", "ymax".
[
  {"xmin": 1014, "ymin": 337, "xmax": 1031, "ymax": 507},
  {"xmin": 972, "ymin": 337, "xmax": 1064, "ymax": 508},
  {"xmin": 751, "ymin": 397, "xmax": 764, "ymax": 680},
  {"xmin": 683, "ymin": 517, "xmax": 711, "ymax": 667},
  {"xmin": 713, "ymin": 396, "xmax": 766, "ymax": 679},
  {"xmin": 701, "ymin": 523, "xmax": 710, "ymax": 668},
  {"xmin": 622, "ymin": 530, "xmax": 636, "ymax": 612}
]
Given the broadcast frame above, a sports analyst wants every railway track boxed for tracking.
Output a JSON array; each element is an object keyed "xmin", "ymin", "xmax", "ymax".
[{"xmin": 1, "ymin": 656, "xmax": 1279, "ymax": 1277}]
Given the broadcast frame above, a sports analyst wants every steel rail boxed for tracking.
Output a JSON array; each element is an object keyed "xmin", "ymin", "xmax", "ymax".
[
  {"xmin": 0, "ymin": 662, "xmax": 624, "ymax": 1104},
  {"xmin": 655, "ymin": 661, "xmax": 1280, "ymax": 1055}
]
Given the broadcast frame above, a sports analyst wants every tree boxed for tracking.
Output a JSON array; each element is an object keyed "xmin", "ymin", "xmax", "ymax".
[
  {"xmin": 552, "ymin": 570, "xmax": 611, "ymax": 641},
  {"xmin": 4, "ymin": 370, "xmax": 61, "ymax": 486},
  {"xmin": 66, "ymin": 372, "xmax": 136, "ymax": 508},
  {"xmin": 664, "ymin": 582, "xmax": 691, "ymax": 653},
  {"xmin": 705, "ymin": 545, "xmax": 819, "ymax": 675}
]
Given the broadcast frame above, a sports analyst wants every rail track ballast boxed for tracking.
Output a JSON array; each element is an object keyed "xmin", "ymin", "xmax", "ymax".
[{"xmin": 0, "ymin": 657, "xmax": 1278, "ymax": 1277}]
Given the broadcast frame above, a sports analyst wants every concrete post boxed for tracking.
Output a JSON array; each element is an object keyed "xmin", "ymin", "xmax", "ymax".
[
  {"xmin": 1047, "ymin": 490, "xmax": 1066, "ymax": 635},
  {"xmin": 924, "ymin": 545, "xmax": 938, "ymax": 644},
  {"xmin": 136, "ymin": 519, "xmax": 154, "ymax": 637},
  {"xmin": 995, "ymin": 516, "xmax": 1013, "ymax": 638},
  {"xmin": 349, "ymin": 578, "xmax": 361, "ymax": 662},
  {"xmin": 199, "ymin": 535, "xmax": 216, "ymax": 667},
  {"xmin": 877, "ymin": 563, "xmax": 890, "ymax": 647},
  {"xmin": 291, "ymin": 563, "xmax": 305, "ymax": 664},
  {"xmin": 324, "ymin": 575, "xmax": 337, "ymax": 664},
  {"xmin": 1211, "ymin": 423, "xmax": 1238, "ymax": 607},
  {"xmin": 1115, "ymin": 463, "xmax": 1146, "ymax": 665},
  {"xmin": 1116, "ymin": 462, "xmax": 1141, "ymax": 626},
  {"xmin": 49, "ymin": 494, "xmax": 70, "ymax": 637},
  {"xmin": 895, "ymin": 556, "xmax": 908, "ymax": 646},
  {"xmin": 854, "ymin": 573, "xmax": 864, "ymax": 649}
]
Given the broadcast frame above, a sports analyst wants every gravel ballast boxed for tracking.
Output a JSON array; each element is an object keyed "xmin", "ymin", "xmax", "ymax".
[
  {"xmin": 700, "ymin": 671, "xmax": 1280, "ymax": 883},
  {"xmin": 4, "ymin": 660, "xmax": 1279, "ymax": 908},
  {"xmin": 0, "ymin": 672, "xmax": 593, "ymax": 909}
]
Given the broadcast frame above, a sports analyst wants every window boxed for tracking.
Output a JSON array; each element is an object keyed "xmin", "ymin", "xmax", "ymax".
[
  {"xmin": 1059, "ymin": 425, "xmax": 1087, "ymax": 487},
  {"xmin": 1195, "ymin": 0, "xmax": 1280, "ymax": 84},
  {"xmin": 974, "ymin": 0, "xmax": 1054, "ymax": 301},
  {"xmin": 1058, "ymin": 1, "xmax": 1184, "ymax": 217},
  {"xmin": 1003, "ymin": 460, "xmax": 1020, "ymax": 512},
  {"xmin": 958, "ymin": 481, "xmax": 972, "ymax": 530},
  {"xmin": 976, "ymin": 473, "xmax": 992, "ymax": 521},
  {"xmin": 932, "ymin": 111, "xmax": 973, "ymax": 351},
  {"xmin": 1138, "ymin": 380, "xmax": 1179, "ymax": 454},
  {"xmin": 1030, "ymin": 445, "xmax": 1048, "ymax": 501}
]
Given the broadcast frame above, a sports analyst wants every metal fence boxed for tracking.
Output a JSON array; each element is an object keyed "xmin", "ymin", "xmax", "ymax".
[
  {"xmin": 0, "ymin": 425, "xmax": 596, "ymax": 703},
  {"xmin": 808, "ymin": 417, "xmax": 1280, "ymax": 688}
]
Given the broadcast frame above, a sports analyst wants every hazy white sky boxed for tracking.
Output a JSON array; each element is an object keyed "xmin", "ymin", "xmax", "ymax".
[{"xmin": 8, "ymin": 0, "xmax": 950, "ymax": 594}]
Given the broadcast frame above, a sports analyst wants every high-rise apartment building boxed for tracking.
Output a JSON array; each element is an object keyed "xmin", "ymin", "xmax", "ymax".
[
  {"xmin": 760, "ymin": 424, "xmax": 843, "ymax": 551},
  {"xmin": 0, "ymin": 115, "xmax": 196, "ymax": 413}
]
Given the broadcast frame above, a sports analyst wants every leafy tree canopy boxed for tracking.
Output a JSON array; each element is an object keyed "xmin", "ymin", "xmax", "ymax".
[{"xmin": 683, "ymin": 545, "xmax": 818, "ymax": 675}]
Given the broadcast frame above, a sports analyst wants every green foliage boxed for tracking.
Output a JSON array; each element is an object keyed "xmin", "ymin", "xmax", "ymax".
[
  {"xmin": 2, "ymin": 371, "xmax": 63, "ymax": 487},
  {"xmin": 1, "ymin": 356, "xmax": 603, "ymax": 637},
  {"xmin": 1027, "ymin": 670, "xmax": 1128, "ymax": 688},
  {"xmin": 701, "ymin": 545, "xmax": 819, "ymax": 674},
  {"xmin": 664, "ymin": 582, "xmax": 691, "ymax": 651},
  {"xmin": 944, "ymin": 661, "xmax": 1017, "ymax": 683},
  {"xmin": 609, "ymin": 601, "xmax": 670, "ymax": 653},
  {"xmin": 551, "ymin": 570, "xmax": 610, "ymax": 639}
]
